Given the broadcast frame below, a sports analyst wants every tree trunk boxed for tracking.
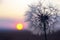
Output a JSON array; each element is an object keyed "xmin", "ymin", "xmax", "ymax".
[{"xmin": 43, "ymin": 22, "xmax": 47, "ymax": 40}]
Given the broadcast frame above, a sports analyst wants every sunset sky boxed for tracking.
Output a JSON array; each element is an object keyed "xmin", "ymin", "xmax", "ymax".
[{"xmin": 0, "ymin": 0, "xmax": 60, "ymax": 30}]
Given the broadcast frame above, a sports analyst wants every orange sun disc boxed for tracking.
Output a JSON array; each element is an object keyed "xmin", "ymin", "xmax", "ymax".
[{"xmin": 16, "ymin": 23, "xmax": 23, "ymax": 30}]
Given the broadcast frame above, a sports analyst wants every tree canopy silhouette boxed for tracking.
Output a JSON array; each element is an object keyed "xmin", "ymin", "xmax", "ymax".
[{"xmin": 25, "ymin": 2, "xmax": 59, "ymax": 40}]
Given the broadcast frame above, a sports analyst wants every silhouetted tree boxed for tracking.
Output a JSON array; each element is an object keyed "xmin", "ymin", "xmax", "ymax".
[{"xmin": 25, "ymin": 2, "xmax": 59, "ymax": 40}]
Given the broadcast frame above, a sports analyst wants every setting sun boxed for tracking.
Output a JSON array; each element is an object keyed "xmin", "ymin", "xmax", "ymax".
[{"xmin": 16, "ymin": 23, "xmax": 23, "ymax": 30}]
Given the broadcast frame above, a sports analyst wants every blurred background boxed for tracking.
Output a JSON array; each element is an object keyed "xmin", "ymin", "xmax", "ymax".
[{"xmin": 0, "ymin": 0, "xmax": 60, "ymax": 40}]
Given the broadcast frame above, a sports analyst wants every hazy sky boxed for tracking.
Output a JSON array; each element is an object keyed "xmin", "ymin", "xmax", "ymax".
[
  {"xmin": 0, "ymin": 0, "xmax": 39, "ymax": 30},
  {"xmin": 0, "ymin": 0, "xmax": 39, "ymax": 19},
  {"xmin": 0, "ymin": 0, "xmax": 60, "ymax": 30},
  {"xmin": 0, "ymin": 0, "xmax": 60, "ymax": 19}
]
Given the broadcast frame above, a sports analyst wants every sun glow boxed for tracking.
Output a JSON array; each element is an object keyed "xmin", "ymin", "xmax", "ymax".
[{"xmin": 16, "ymin": 23, "xmax": 23, "ymax": 30}]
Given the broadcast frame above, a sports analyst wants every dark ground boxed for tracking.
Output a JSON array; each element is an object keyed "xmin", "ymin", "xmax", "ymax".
[
  {"xmin": 0, "ymin": 30, "xmax": 40, "ymax": 40},
  {"xmin": 0, "ymin": 30, "xmax": 60, "ymax": 40}
]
